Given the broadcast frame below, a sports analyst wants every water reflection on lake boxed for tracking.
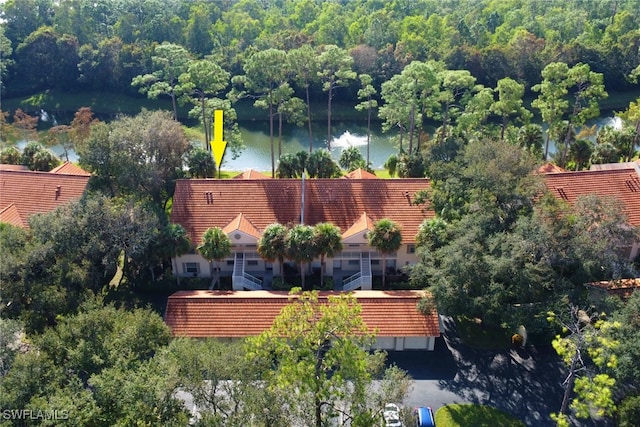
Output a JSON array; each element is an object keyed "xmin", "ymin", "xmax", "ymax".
[
  {"xmin": 26, "ymin": 115, "xmax": 625, "ymax": 171},
  {"xmin": 224, "ymin": 116, "xmax": 624, "ymax": 172},
  {"xmin": 221, "ymin": 120, "xmax": 397, "ymax": 172}
]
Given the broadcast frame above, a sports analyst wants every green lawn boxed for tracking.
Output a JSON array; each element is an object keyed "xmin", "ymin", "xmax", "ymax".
[{"xmin": 435, "ymin": 404, "xmax": 526, "ymax": 427}]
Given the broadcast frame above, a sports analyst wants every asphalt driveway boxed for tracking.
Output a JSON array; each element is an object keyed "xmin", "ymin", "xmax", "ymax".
[{"xmin": 385, "ymin": 316, "xmax": 607, "ymax": 427}]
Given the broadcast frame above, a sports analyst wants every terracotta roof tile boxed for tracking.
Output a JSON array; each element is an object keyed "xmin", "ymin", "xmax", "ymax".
[
  {"xmin": 0, "ymin": 203, "xmax": 25, "ymax": 228},
  {"xmin": 222, "ymin": 213, "xmax": 262, "ymax": 239},
  {"xmin": 585, "ymin": 278, "xmax": 640, "ymax": 299},
  {"xmin": 536, "ymin": 163, "xmax": 566, "ymax": 174},
  {"xmin": 0, "ymin": 169, "xmax": 90, "ymax": 228},
  {"xmin": 165, "ymin": 290, "xmax": 440, "ymax": 338},
  {"xmin": 343, "ymin": 168, "xmax": 378, "ymax": 179},
  {"xmin": 171, "ymin": 178, "xmax": 432, "ymax": 246},
  {"xmin": 49, "ymin": 161, "xmax": 91, "ymax": 176},
  {"xmin": 232, "ymin": 169, "xmax": 271, "ymax": 179},
  {"xmin": 543, "ymin": 168, "xmax": 640, "ymax": 226},
  {"xmin": 342, "ymin": 212, "xmax": 374, "ymax": 239},
  {"xmin": 0, "ymin": 164, "xmax": 29, "ymax": 171}
]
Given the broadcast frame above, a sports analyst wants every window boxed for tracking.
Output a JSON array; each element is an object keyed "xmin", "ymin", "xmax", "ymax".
[
  {"xmin": 247, "ymin": 260, "xmax": 258, "ymax": 266},
  {"xmin": 183, "ymin": 262, "xmax": 200, "ymax": 276},
  {"xmin": 348, "ymin": 259, "xmax": 359, "ymax": 266},
  {"xmin": 371, "ymin": 259, "xmax": 380, "ymax": 265},
  {"xmin": 407, "ymin": 244, "xmax": 416, "ymax": 254},
  {"xmin": 226, "ymin": 260, "xmax": 234, "ymax": 265}
]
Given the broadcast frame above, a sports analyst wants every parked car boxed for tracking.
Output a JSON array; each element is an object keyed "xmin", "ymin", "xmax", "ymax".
[
  {"xmin": 383, "ymin": 403, "xmax": 402, "ymax": 427},
  {"xmin": 413, "ymin": 407, "xmax": 435, "ymax": 426}
]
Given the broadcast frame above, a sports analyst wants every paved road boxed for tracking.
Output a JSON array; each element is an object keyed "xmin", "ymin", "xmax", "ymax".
[{"xmin": 386, "ymin": 316, "xmax": 606, "ymax": 427}]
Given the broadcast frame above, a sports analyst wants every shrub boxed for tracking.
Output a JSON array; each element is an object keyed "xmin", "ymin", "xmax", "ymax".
[
  {"xmin": 618, "ymin": 395, "xmax": 640, "ymax": 427},
  {"xmin": 319, "ymin": 276, "xmax": 333, "ymax": 291},
  {"xmin": 271, "ymin": 277, "xmax": 292, "ymax": 291},
  {"xmin": 0, "ymin": 146, "xmax": 21, "ymax": 164}
]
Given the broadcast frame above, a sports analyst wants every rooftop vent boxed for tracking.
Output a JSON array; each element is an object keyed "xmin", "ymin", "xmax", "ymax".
[
  {"xmin": 556, "ymin": 187, "xmax": 568, "ymax": 201},
  {"xmin": 626, "ymin": 175, "xmax": 640, "ymax": 192},
  {"xmin": 204, "ymin": 191, "xmax": 214, "ymax": 204}
]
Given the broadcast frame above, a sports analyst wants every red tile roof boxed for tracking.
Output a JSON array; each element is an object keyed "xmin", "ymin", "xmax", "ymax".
[
  {"xmin": 49, "ymin": 161, "xmax": 91, "ymax": 176},
  {"xmin": 0, "ymin": 169, "xmax": 90, "ymax": 228},
  {"xmin": 585, "ymin": 278, "xmax": 640, "ymax": 299},
  {"xmin": 342, "ymin": 212, "xmax": 374, "ymax": 239},
  {"xmin": 542, "ymin": 168, "xmax": 640, "ymax": 226},
  {"xmin": 0, "ymin": 164, "xmax": 29, "ymax": 172},
  {"xmin": 165, "ymin": 290, "xmax": 440, "ymax": 338},
  {"xmin": 171, "ymin": 178, "xmax": 432, "ymax": 246},
  {"xmin": 343, "ymin": 168, "xmax": 378, "ymax": 179},
  {"xmin": 222, "ymin": 213, "xmax": 262, "ymax": 239},
  {"xmin": 0, "ymin": 203, "xmax": 25, "ymax": 228},
  {"xmin": 232, "ymin": 169, "xmax": 271, "ymax": 179},
  {"xmin": 537, "ymin": 162, "xmax": 566, "ymax": 174}
]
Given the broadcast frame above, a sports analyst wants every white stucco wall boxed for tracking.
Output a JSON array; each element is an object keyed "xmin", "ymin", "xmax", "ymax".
[
  {"xmin": 372, "ymin": 336, "xmax": 436, "ymax": 351},
  {"xmin": 396, "ymin": 243, "xmax": 419, "ymax": 269},
  {"xmin": 173, "ymin": 243, "xmax": 419, "ymax": 279},
  {"xmin": 174, "ymin": 254, "xmax": 208, "ymax": 277}
]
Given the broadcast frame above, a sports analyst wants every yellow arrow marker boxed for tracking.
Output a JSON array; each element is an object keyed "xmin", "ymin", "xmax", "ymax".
[{"xmin": 210, "ymin": 109, "xmax": 227, "ymax": 170}]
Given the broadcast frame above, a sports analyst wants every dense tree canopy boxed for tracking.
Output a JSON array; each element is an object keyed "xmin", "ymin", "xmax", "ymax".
[
  {"xmin": 0, "ymin": 194, "xmax": 164, "ymax": 333},
  {"xmin": 246, "ymin": 290, "xmax": 411, "ymax": 427},
  {"xmin": 3, "ymin": 0, "xmax": 639, "ymax": 101},
  {"xmin": 78, "ymin": 109, "xmax": 188, "ymax": 208},
  {"xmin": 2, "ymin": 0, "xmax": 639, "ymax": 176},
  {"xmin": 412, "ymin": 137, "xmax": 638, "ymax": 333},
  {"xmin": 1, "ymin": 2, "xmax": 639, "ymax": 425},
  {"xmin": 0, "ymin": 300, "xmax": 188, "ymax": 427}
]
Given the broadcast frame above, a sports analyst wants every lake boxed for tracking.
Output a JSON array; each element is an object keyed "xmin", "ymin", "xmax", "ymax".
[
  {"xmin": 222, "ymin": 116, "xmax": 623, "ymax": 172},
  {"xmin": 30, "ymin": 110, "xmax": 624, "ymax": 171},
  {"xmin": 223, "ymin": 120, "xmax": 396, "ymax": 172}
]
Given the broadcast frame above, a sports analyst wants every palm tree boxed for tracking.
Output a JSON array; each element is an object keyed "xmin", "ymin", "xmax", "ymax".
[
  {"xmin": 257, "ymin": 223, "xmax": 288, "ymax": 279},
  {"xmin": 368, "ymin": 219, "xmax": 402, "ymax": 289},
  {"xmin": 197, "ymin": 227, "xmax": 231, "ymax": 289},
  {"xmin": 569, "ymin": 139, "xmax": 593, "ymax": 170},
  {"xmin": 286, "ymin": 224, "xmax": 318, "ymax": 290},
  {"xmin": 313, "ymin": 223, "xmax": 343, "ymax": 289},
  {"xmin": 165, "ymin": 223, "xmax": 191, "ymax": 286},
  {"xmin": 517, "ymin": 124, "xmax": 544, "ymax": 159}
]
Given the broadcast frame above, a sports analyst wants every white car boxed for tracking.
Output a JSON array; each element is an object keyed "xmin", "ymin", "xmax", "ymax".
[{"xmin": 383, "ymin": 403, "xmax": 403, "ymax": 427}]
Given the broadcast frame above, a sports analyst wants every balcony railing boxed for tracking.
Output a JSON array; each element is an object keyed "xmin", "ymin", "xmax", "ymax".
[{"xmin": 232, "ymin": 252, "xmax": 262, "ymax": 290}]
